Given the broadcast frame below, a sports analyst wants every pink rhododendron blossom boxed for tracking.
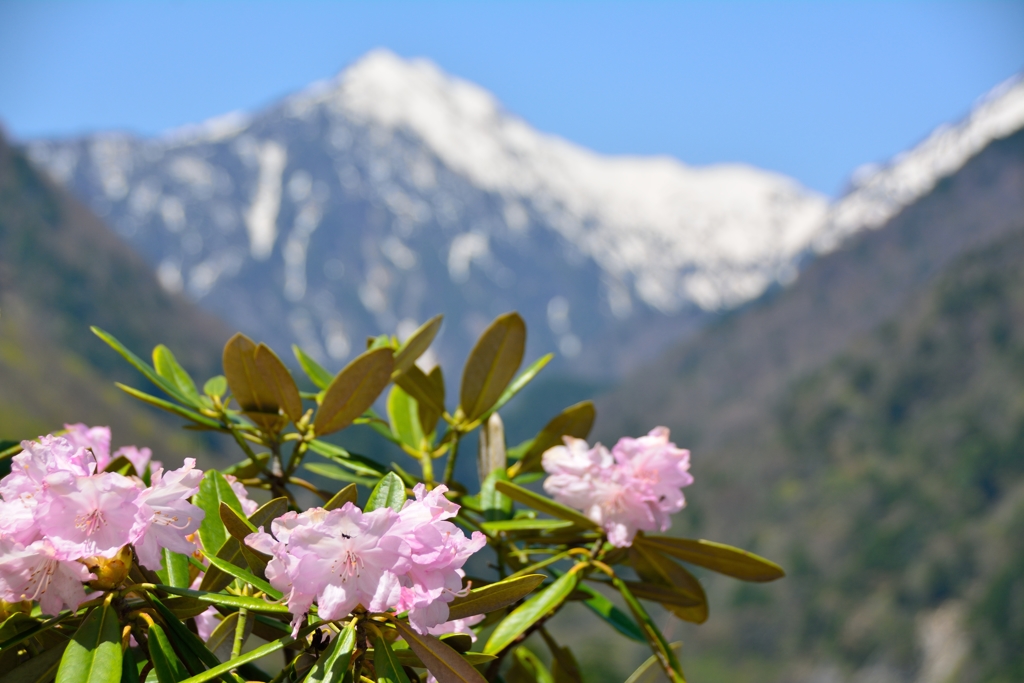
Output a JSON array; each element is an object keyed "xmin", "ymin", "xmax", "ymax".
[
  {"xmin": 245, "ymin": 485, "xmax": 485, "ymax": 635},
  {"xmin": 0, "ymin": 430, "xmax": 205, "ymax": 612},
  {"xmin": 389, "ymin": 485, "xmax": 486, "ymax": 633},
  {"xmin": 247, "ymin": 504, "xmax": 406, "ymax": 635},
  {"xmin": 132, "ymin": 459, "xmax": 205, "ymax": 570},
  {"xmin": 114, "ymin": 445, "xmax": 160, "ymax": 475},
  {"xmin": 0, "ymin": 538, "xmax": 93, "ymax": 616},
  {"xmin": 542, "ymin": 427, "xmax": 693, "ymax": 547},
  {"xmin": 36, "ymin": 471, "xmax": 141, "ymax": 560},
  {"xmin": 225, "ymin": 474, "xmax": 258, "ymax": 516},
  {"xmin": 63, "ymin": 424, "xmax": 112, "ymax": 470}
]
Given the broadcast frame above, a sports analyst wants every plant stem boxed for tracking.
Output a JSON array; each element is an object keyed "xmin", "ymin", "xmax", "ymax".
[
  {"xmin": 442, "ymin": 430, "xmax": 461, "ymax": 486},
  {"xmin": 231, "ymin": 607, "xmax": 248, "ymax": 665}
]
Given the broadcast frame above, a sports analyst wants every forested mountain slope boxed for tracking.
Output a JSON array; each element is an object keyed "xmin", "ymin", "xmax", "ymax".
[
  {"xmin": 593, "ymin": 129, "xmax": 1024, "ymax": 682},
  {"xmin": 0, "ymin": 133, "xmax": 232, "ymax": 467}
]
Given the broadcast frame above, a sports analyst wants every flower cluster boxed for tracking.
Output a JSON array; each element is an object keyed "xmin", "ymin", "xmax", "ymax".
[
  {"xmin": 246, "ymin": 484, "xmax": 485, "ymax": 635},
  {"xmin": 0, "ymin": 430, "xmax": 204, "ymax": 615},
  {"xmin": 542, "ymin": 426, "xmax": 694, "ymax": 547}
]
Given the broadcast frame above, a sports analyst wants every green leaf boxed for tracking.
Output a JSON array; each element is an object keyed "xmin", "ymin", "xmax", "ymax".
[
  {"xmin": 303, "ymin": 463, "xmax": 378, "ymax": 487},
  {"xmin": 176, "ymin": 623, "xmax": 322, "ymax": 683},
  {"xmin": 293, "ymin": 345, "xmax": 334, "ymax": 391},
  {"xmin": 56, "ymin": 602, "xmax": 122, "ymax": 683},
  {"xmin": 114, "ymin": 383, "xmax": 222, "ymax": 429},
  {"xmin": 391, "ymin": 620, "xmax": 488, "ymax": 683},
  {"xmin": 145, "ymin": 596, "xmax": 222, "ymax": 676},
  {"xmin": 367, "ymin": 334, "xmax": 393, "ymax": 352},
  {"xmin": 195, "ymin": 471, "xmax": 244, "ymax": 555},
  {"xmin": 611, "ymin": 577, "xmax": 687, "ymax": 683},
  {"xmin": 148, "ymin": 623, "xmax": 189, "ymax": 683},
  {"xmin": 481, "ymin": 519, "xmax": 574, "ymax": 534},
  {"xmin": 0, "ymin": 613, "xmax": 70, "ymax": 655},
  {"xmin": 364, "ymin": 472, "xmax": 407, "ymax": 512},
  {"xmin": 203, "ymin": 375, "xmax": 227, "ymax": 398},
  {"xmin": 307, "ymin": 441, "xmax": 387, "ymax": 475},
  {"xmin": 493, "ymin": 481, "xmax": 600, "ymax": 531},
  {"xmin": 324, "ymin": 483, "xmax": 358, "ymax": 511},
  {"xmin": 636, "ymin": 536, "xmax": 785, "ymax": 582},
  {"xmin": 509, "ymin": 647, "xmax": 554, "ymax": 683},
  {"xmin": 223, "ymin": 333, "xmax": 283, "ymax": 432},
  {"xmin": 157, "ymin": 549, "xmax": 191, "ymax": 588},
  {"xmin": 304, "ymin": 621, "xmax": 356, "ymax": 683},
  {"xmin": 314, "ymin": 347, "xmax": 394, "ymax": 436},
  {"xmin": 572, "ymin": 581, "xmax": 645, "ymax": 643},
  {"xmin": 155, "ymin": 586, "xmax": 291, "ymax": 614},
  {"xmin": 202, "ymin": 497, "xmax": 287, "ymax": 592},
  {"xmin": 447, "ymin": 574, "xmax": 546, "ymax": 621},
  {"xmin": 393, "ymin": 315, "xmax": 443, "ymax": 375},
  {"xmin": 480, "ymin": 468, "xmax": 512, "ymax": 523},
  {"xmin": 120, "ymin": 648, "xmax": 140, "ymax": 683},
  {"xmin": 513, "ymin": 401, "xmax": 596, "ymax": 475},
  {"xmin": 479, "ymin": 353, "xmax": 553, "ymax": 423},
  {"xmin": 546, "ymin": 640, "xmax": 582, "ymax": 683},
  {"xmin": 153, "ymin": 344, "xmax": 202, "ymax": 406},
  {"xmin": 91, "ymin": 327, "xmax": 194, "ymax": 407},
  {"xmin": 459, "ymin": 312, "xmax": 526, "ymax": 422},
  {"xmin": 629, "ymin": 543, "xmax": 708, "ymax": 623},
  {"xmin": 222, "ymin": 453, "xmax": 270, "ymax": 479},
  {"xmin": 372, "ymin": 636, "xmax": 411, "ymax": 683},
  {"xmin": 387, "ymin": 385, "xmax": 424, "ymax": 451},
  {"xmin": 0, "ymin": 641, "xmax": 67, "ymax": 683},
  {"xmin": 220, "ymin": 501, "xmax": 257, "ymax": 540},
  {"xmin": 254, "ymin": 343, "xmax": 304, "ymax": 422},
  {"xmin": 483, "ymin": 569, "xmax": 579, "ymax": 655},
  {"xmin": 204, "ymin": 552, "xmax": 281, "ymax": 599}
]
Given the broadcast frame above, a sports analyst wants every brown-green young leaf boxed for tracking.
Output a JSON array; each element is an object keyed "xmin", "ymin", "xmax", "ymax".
[
  {"xmin": 391, "ymin": 620, "xmax": 488, "ymax": 683},
  {"xmin": 629, "ymin": 543, "xmax": 708, "ymax": 624},
  {"xmin": 324, "ymin": 483, "xmax": 359, "ymax": 510},
  {"xmin": 459, "ymin": 312, "xmax": 526, "ymax": 421},
  {"xmin": 392, "ymin": 315, "xmax": 443, "ymax": 375},
  {"xmin": 254, "ymin": 343, "xmax": 304, "ymax": 422},
  {"xmin": 314, "ymin": 347, "xmax": 394, "ymax": 436},
  {"xmin": 447, "ymin": 574, "xmax": 546, "ymax": 621},
  {"xmin": 223, "ymin": 332, "xmax": 282, "ymax": 431},
  {"xmin": 494, "ymin": 481, "xmax": 600, "ymax": 531},
  {"xmin": 637, "ymin": 536, "xmax": 785, "ymax": 582}
]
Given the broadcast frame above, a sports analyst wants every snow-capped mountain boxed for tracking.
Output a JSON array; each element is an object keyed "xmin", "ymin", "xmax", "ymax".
[{"xmin": 24, "ymin": 51, "xmax": 1024, "ymax": 378}]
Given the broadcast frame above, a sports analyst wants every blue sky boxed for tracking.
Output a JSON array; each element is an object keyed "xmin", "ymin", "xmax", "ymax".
[{"xmin": 1, "ymin": 2, "xmax": 1022, "ymax": 196}]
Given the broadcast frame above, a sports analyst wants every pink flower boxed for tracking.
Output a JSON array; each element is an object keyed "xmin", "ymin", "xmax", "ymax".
[
  {"xmin": 0, "ymin": 436, "xmax": 94, "ymax": 504},
  {"xmin": 113, "ymin": 445, "xmax": 160, "ymax": 475},
  {"xmin": 542, "ymin": 427, "xmax": 693, "ymax": 547},
  {"xmin": 247, "ymin": 504, "xmax": 407, "ymax": 635},
  {"xmin": 35, "ymin": 471, "xmax": 142, "ymax": 560},
  {"xmin": 131, "ymin": 459, "xmax": 205, "ymax": 570},
  {"xmin": 63, "ymin": 424, "xmax": 112, "ymax": 470},
  {"xmin": 388, "ymin": 485, "xmax": 486, "ymax": 633},
  {"xmin": 0, "ymin": 538, "xmax": 93, "ymax": 616},
  {"xmin": 225, "ymin": 475, "xmax": 258, "ymax": 516}
]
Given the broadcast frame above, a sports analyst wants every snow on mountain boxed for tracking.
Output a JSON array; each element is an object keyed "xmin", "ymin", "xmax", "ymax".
[
  {"xmin": 23, "ymin": 50, "xmax": 1023, "ymax": 379},
  {"xmin": 815, "ymin": 74, "xmax": 1024, "ymax": 253}
]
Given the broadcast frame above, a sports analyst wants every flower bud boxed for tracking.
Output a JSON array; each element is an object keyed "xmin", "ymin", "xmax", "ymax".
[{"xmin": 81, "ymin": 545, "xmax": 133, "ymax": 590}]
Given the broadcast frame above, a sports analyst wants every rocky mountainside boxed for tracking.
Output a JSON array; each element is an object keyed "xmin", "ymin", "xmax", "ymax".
[
  {"xmin": 1, "ymin": 52, "xmax": 958, "ymax": 379},
  {"xmin": 591, "ymin": 124, "xmax": 1024, "ymax": 682},
  {"xmin": 0, "ymin": 132, "xmax": 233, "ymax": 469}
]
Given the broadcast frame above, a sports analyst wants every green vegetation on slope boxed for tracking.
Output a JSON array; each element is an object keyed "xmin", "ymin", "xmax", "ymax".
[
  {"xmin": 594, "ymin": 129, "xmax": 1024, "ymax": 682},
  {"xmin": 0, "ymin": 133, "xmax": 233, "ymax": 467}
]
